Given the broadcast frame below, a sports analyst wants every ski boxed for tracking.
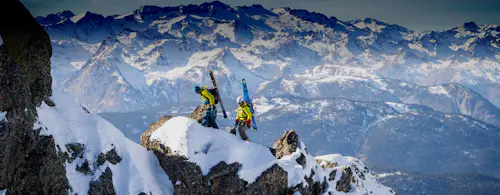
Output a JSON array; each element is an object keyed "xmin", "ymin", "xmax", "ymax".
[
  {"xmin": 209, "ymin": 70, "xmax": 228, "ymax": 118},
  {"xmin": 242, "ymin": 79, "xmax": 258, "ymax": 131}
]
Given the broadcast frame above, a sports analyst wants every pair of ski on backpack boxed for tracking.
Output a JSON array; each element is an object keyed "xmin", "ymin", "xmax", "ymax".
[{"xmin": 207, "ymin": 70, "xmax": 227, "ymax": 118}]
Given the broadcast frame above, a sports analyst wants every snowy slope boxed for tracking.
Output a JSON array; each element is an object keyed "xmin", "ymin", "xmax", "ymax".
[
  {"xmin": 147, "ymin": 116, "xmax": 394, "ymax": 194},
  {"xmin": 35, "ymin": 91, "xmax": 173, "ymax": 195}
]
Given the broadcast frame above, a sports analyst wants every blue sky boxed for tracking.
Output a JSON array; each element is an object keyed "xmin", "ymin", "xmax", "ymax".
[{"xmin": 21, "ymin": 0, "xmax": 500, "ymax": 31}]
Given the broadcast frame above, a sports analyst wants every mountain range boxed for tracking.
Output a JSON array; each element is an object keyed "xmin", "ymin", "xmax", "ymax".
[{"xmin": 36, "ymin": 1, "xmax": 500, "ymax": 114}]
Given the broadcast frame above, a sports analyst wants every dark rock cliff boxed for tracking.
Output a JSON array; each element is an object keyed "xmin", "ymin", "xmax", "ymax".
[{"xmin": 0, "ymin": 0, "xmax": 68, "ymax": 194}]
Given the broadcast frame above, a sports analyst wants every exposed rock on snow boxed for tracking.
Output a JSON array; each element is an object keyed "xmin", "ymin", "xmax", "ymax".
[
  {"xmin": 188, "ymin": 105, "xmax": 206, "ymax": 123},
  {"xmin": 272, "ymin": 129, "xmax": 300, "ymax": 159},
  {"xmin": 96, "ymin": 148, "xmax": 122, "ymax": 166},
  {"xmin": 88, "ymin": 167, "xmax": 115, "ymax": 195}
]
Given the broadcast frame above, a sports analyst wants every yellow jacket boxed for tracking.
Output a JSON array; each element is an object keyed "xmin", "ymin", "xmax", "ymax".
[
  {"xmin": 200, "ymin": 87, "xmax": 215, "ymax": 106},
  {"xmin": 237, "ymin": 103, "xmax": 252, "ymax": 121}
]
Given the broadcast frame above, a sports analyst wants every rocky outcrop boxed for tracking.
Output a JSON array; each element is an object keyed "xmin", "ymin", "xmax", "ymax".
[
  {"xmin": 141, "ymin": 113, "xmax": 209, "ymax": 195},
  {"xmin": 140, "ymin": 115, "xmax": 173, "ymax": 146},
  {"xmin": 141, "ymin": 110, "xmax": 292, "ymax": 194},
  {"xmin": 272, "ymin": 129, "xmax": 299, "ymax": 159},
  {"xmin": 0, "ymin": 0, "xmax": 68, "ymax": 194},
  {"xmin": 97, "ymin": 148, "xmax": 122, "ymax": 166},
  {"xmin": 205, "ymin": 162, "xmax": 246, "ymax": 194},
  {"xmin": 243, "ymin": 164, "xmax": 289, "ymax": 195},
  {"xmin": 336, "ymin": 167, "xmax": 353, "ymax": 192},
  {"xmin": 140, "ymin": 109, "xmax": 365, "ymax": 195},
  {"xmin": 89, "ymin": 167, "xmax": 116, "ymax": 195},
  {"xmin": 188, "ymin": 105, "xmax": 205, "ymax": 123}
]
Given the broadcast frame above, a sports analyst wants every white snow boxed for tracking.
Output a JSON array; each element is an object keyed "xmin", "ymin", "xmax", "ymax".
[
  {"xmin": 36, "ymin": 91, "xmax": 173, "ymax": 195},
  {"xmin": 377, "ymin": 171, "xmax": 404, "ymax": 178},
  {"xmin": 385, "ymin": 102, "xmax": 412, "ymax": 113},
  {"xmin": 0, "ymin": 112, "xmax": 5, "ymax": 121},
  {"xmin": 408, "ymin": 43, "xmax": 435, "ymax": 56},
  {"xmin": 70, "ymin": 12, "xmax": 88, "ymax": 23},
  {"xmin": 427, "ymin": 85, "xmax": 450, "ymax": 97},
  {"xmin": 0, "ymin": 189, "xmax": 5, "ymax": 195},
  {"xmin": 353, "ymin": 19, "xmax": 386, "ymax": 33},
  {"xmin": 70, "ymin": 62, "xmax": 86, "ymax": 70},
  {"xmin": 315, "ymin": 154, "xmax": 351, "ymax": 166},
  {"xmin": 215, "ymin": 23, "xmax": 236, "ymax": 42},
  {"xmin": 115, "ymin": 12, "xmax": 134, "ymax": 20}
]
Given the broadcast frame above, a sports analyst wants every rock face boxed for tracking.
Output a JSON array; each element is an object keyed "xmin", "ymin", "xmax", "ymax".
[
  {"xmin": 0, "ymin": 0, "xmax": 68, "ymax": 194},
  {"xmin": 0, "ymin": 0, "xmax": 52, "ymax": 108}
]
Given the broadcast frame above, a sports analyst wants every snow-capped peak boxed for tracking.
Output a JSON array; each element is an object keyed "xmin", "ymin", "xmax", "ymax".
[
  {"xmin": 70, "ymin": 11, "xmax": 90, "ymax": 23},
  {"xmin": 69, "ymin": 11, "xmax": 108, "ymax": 24}
]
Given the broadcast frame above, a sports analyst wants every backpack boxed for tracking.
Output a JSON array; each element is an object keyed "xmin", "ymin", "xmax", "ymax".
[{"xmin": 206, "ymin": 87, "xmax": 219, "ymax": 105}]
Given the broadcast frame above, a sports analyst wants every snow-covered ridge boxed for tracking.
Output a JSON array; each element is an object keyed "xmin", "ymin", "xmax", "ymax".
[
  {"xmin": 150, "ymin": 116, "xmax": 275, "ymax": 184},
  {"xmin": 147, "ymin": 115, "xmax": 395, "ymax": 194}
]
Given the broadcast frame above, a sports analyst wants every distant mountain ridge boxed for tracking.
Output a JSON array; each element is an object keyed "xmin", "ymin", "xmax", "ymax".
[{"xmin": 37, "ymin": 1, "xmax": 500, "ymax": 125}]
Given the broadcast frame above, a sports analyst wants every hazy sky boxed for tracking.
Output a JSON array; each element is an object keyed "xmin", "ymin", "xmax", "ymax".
[{"xmin": 21, "ymin": 0, "xmax": 500, "ymax": 31}]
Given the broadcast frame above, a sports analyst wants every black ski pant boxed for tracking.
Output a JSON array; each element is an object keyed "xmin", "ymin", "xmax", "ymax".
[{"xmin": 231, "ymin": 122, "xmax": 249, "ymax": 141}]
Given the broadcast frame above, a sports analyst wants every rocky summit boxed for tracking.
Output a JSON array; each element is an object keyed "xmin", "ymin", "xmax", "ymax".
[{"xmin": 140, "ymin": 107, "xmax": 395, "ymax": 195}]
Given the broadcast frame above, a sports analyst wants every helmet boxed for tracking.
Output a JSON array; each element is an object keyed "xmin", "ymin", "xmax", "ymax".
[
  {"xmin": 236, "ymin": 96, "xmax": 244, "ymax": 104},
  {"xmin": 194, "ymin": 86, "xmax": 201, "ymax": 92}
]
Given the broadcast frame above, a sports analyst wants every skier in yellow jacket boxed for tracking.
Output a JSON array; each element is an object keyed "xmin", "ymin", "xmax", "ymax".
[
  {"xmin": 194, "ymin": 85, "xmax": 218, "ymax": 129},
  {"xmin": 231, "ymin": 96, "xmax": 252, "ymax": 141}
]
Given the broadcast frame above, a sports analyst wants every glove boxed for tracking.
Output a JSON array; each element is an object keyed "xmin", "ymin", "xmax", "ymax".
[
  {"xmin": 246, "ymin": 119, "xmax": 251, "ymax": 128},
  {"xmin": 235, "ymin": 119, "xmax": 239, "ymax": 127}
]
